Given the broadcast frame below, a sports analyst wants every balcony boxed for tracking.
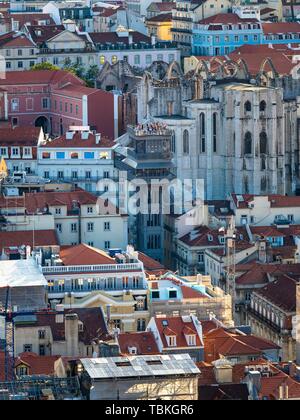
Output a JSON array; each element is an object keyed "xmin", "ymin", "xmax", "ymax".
[
  {"xmin": 42, "ymin": 262, "xmax": 144, "ymax": 275},
  {"xmin": 248, "ymin": 307, "xmax": 282, "ymax": 334}
]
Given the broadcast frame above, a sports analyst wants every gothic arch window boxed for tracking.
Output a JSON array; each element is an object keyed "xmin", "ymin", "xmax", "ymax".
[
  {"xmin": 171, "ymin": 131, "xmax": 176, "ymax": 153},
  {"xmin": 244, "ymin": 100, "xmax": 252, "ymax": 113},
  {"xmin": 200, "ymin": 113, "xmax": 205, "ymax": 153},
  {"xmin": 183, "ymin": 129, "xmax": 189, "ymax": 155},
  {"xmin": 244, "ymin": 132, "xmax": 252, "ymax": 155},
  {"xmin": 260, "ymin": 131, "xmax": 268, "ymax": 155},
  {"xmin": 212, "ymin": 113, "xmax": 217, "ymax": 153},
  {"xmin": 259, "ymin": 100, "xmax": 266, "ymax": 112}
]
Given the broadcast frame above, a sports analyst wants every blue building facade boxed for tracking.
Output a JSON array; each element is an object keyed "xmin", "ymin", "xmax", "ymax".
[{"xmin": 192, "ymin": 13, "xmax": 300, "ymax": 56}]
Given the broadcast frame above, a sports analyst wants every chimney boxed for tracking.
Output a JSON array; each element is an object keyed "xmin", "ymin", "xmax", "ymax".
[
  {"xmin": 151, "ymin": 35, "xmax": 156, "ymax": 47},
  {"xmin": 296, "ymin": 284, "xmax": 300, "ymax": 365},
  {"xmin": 213, "ymin": 360, "xmax": 233, "ymax": 384},
  {"xmin": 26, "ymin": 245, "xmax": 31, "ymax": 259},
  {"xmin": 128, "ymin": 34, "xmax": 133, "ymax": 45},
  {"xmin": 95, "ymin": 133, "xmax": 101, "ymax": 144},
  {"xmin": 65, "ymin": 313, "xmax": 79, "ymax": 356}
]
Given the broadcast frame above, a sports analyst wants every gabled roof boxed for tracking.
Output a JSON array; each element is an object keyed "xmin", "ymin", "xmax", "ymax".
[
  {"xmin": 154, "ymin": 315, "xmax": 203, "ymax": 349},
  {"xmin": 26, "ymin": 24, "xmax": 65, "ymax": 45},
  {"xmin": 198, "ymin": 13, "xmax": 259, "ymax": 25}
]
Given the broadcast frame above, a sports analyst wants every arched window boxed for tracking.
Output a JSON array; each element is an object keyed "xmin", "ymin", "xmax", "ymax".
[
  {"xmin": 244, "ymin": 132, "xmax": 252, "ymax": 155},
  {"xmin": 259, "ymin": 100, "xmax": 266, "ymax": 112},
  {"xmin": 244, "ymin": 101, "xmax": 252, "ymax": 112},
  {"xmin": 171, "ymin": 131, "xmax": 176, "ymax": 153},
  {"xmin": 212, "ymin": 113, "xmax": 217, "ymax": 153},
  {"xmin": 260, "ymin": 131, "xmax": 267, "ymax": 154},
  {"xmin": 200, "ymin": 113, "xmax": 205, "ymax": 153},
  {"xmin": 183, "ymin": 129, "xmax": 189, "ymax": 154}
]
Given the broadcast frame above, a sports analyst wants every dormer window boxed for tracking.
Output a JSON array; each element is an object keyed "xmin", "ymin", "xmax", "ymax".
[
  {"xmin": 186, "ymin": 334, "xmax": 196, "ymax": 346},
  {"xmin": 219, "ymin": 236, "xmax": 225, "ymax": 245},
  {"xmin": 207, "ymin": 234, "xmax": 213, "ymax": 242},
  {"xmin": 78, "ymin": 321, "xmax": 84, "ymax": 332},
  {"xmin": 166, "ymin": 335, "xmax": 177, "ymax": 347}
]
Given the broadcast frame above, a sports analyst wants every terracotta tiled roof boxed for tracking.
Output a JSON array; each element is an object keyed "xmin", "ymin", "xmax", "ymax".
[
  {"xmin": 147, "ymin": 13, "xmax": 172, "ymax": 23},
  {"xmin": 231, "ymin": 193, "xmax": 300, "ymax": 209},
  {"xmin": 15, "ymin": 308, "xmax": 109, "ymax": 346},
  {"xmin": 10, "ymin": 13, "xmax": 55, "ymax": 27},
  {"xmin": 255, "ymin": 274, "xmax": 297, "ymax": 313},
  {"xmin": 26, "ymin": 24, "xmax": 65, "ymax": 45},
  {"xmin": 15, "ymin": 353, "xmax": 60, "ymax": 376},
  {"xmin": 0, "ymin": 230, "xmax": 58, "ymax": 252},
  {"xmin": 137, "ymin": 252, "xmax": 167, "ymax": 276},
  {"xmin": 41, "ymin": 131, "xmax": 115, "ymax": 149},
  {"xmin": 0, "ymin": 126, "xmax": 42, "ymax": 146},
  {"xmin": 89, "ymin": 31, "xmax": 150, "ymax": 45},
  {"xmin": 118, "ymin": 332, "xmax": 160, "ymax": 356},
  {"xmin": 0, "ymin": 69, "xmax": 83, "ymax": 86},
  {"xmin": 262, "ymin": 22, "xmax": 300, "ymax": 34},
  {"xmin": 60, "ymin": 244, "xmax": 116, "ymax": 266},
  {"xmin": 198, "ymin": 13, "xmax": 259, "ymax": 25},
  {"xmin": 154, "ymin": 315, "xmax": 203, "ymax": 348},
  {"xmin": 0, "ymin": 189, "xmax": 98, "ymax": 213}
]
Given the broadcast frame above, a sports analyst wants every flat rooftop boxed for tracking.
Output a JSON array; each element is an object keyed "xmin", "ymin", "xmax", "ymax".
[
  {"xmin": 0, "ymin": 258, "xmax": 47, "ymax": 288},
  {"xmin": 81, "ymin": 354, "xmax": 200, "ymax": 380}
]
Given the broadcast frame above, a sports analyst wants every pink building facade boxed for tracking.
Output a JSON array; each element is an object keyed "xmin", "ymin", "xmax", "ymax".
[{"xmin": 0, "ymin": 70, "xmax": 120, "ymax": 139}]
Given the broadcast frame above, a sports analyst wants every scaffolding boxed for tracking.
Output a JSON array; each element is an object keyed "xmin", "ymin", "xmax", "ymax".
[{"xmin": 0, "ymin": 376, "xmax": 83, "ymax": 400}]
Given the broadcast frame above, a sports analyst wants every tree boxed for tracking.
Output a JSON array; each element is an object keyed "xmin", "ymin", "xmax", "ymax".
[
  {"xmin": 85, "ymin": 65, "xmax": 99, "ymax": 88},
  {"xmin": 31, "ymin": 62, "xmax": 60, "ymax": 71}
]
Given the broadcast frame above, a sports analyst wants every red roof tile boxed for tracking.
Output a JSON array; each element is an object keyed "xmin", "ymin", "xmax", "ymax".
[
  {"xmin": 60, "ymin": 244, "xmax": 116, "ymax": 266},
  {"xmin": 0, "ymin": 230, "xmax": 58, "ymax": 252},
  {"xmin": 15, "ymin": 353, "xmax": 60, "ymax": 376},
  {"xmin": 118, "ymin": 331, "xmax": 160, "ymax": 355}
]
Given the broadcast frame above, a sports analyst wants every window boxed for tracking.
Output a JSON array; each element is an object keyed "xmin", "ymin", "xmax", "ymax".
[
  {"xmin": 87, "ymin": 222, "xmax": 94, "ymax": 232},
  {"xmin": 23, "ymin": 344, "xmax": 32, "ymax": 352},
  {"xmin": 260, "ymin": 100, "xmax": 266, "ymax": 112},
  {"xmin": 167, "ymin": 336, "xmax": 177, "ymax": 347},
  {"xmin": 104, "ymin": 222, "xmax": 110, "ymax": 231},
  {"xmin": 71, "ymin": 223, "xmax": 77, "ymax": 232},
  {"xmin": 39, "ymin": 345, "xmax": 46, "ymax": 356},
  {"xmin": 137, "ymin": 319, "xmax": 146, "ymax": 332},
  {"xmin": 104, "ymin": 241, "xmax": 110, "ymax": 249},
  {"xmin": 183, "ymin": 129, "xmax": 189, "ymax": 154},
  {"xmin": 111, "ymin": 55, "xmax": 118, "ymax": 64},
  {"xmin": 86, "ymin": 171, "xmax": 91, "ymax": 179},
  {"xmin": 58, "ymin": 171, "xmax": 64, "ymax": 179},
  {"xmin": 56, "ymin": 152, "xmax": 65, "ymax": 159},
  {"xmin": 134, "ymin": 55, "xmax": 140, "ymax": 65},
  {"xmin": 18, "ymin": 61, "xmax": 23, "ymax": 68},
  {"xmin": 151, "ymin": 291, "xmax": 160, "ymax": 299},
  {"xmin": 200, "ymin": 113, "xmax": 205, "ymax": 153},
  {"xmin": 100, "ymin": 55, "xmax": 106, "ymax": 65},
  {"xmin": 42, "ymin": 98, "xmax": 50, "ymax": 109},
  {"xmin": 87, "ymin": 206, "xmax": 93, "ymax": 214},
  {"xmin": 260, "ymin": 132, "xmax": 267, "ymax": 155},
  {"xmin": 26, "ymin": 98, "xmax": 34, "ymax": 111},
  {"xmin": 169, "ymin": 290, "xmax": 177, "ymax": 299},
  {"xmin": 38, "ymin": 330, "xmax": 46, "ymax": 339},
  {"xmin": 12, "ymin": 147, "xmax": 19, "ymax": 156},
  {"xmin": 72, "ymin": 171, "xmax": 78, "ymax": 179},
  {"xmin": 23, "ymin": 147, "xmax": 31, "ymax": 156},
  {"xmin": 244, "ymin": 101, "xmax": 252, "ymax": 112},
  {"xmin": 56, "ymin": 223, "xmax": 62, "ymax": 233},
  {"xmin": 55, "ymin": 208, "xmax": 61, "ymax": 215},
  {"xmin": 11, "ymin": 98, "xmax": 19, "ymax": 112},
  {"xmin": 71, "ymin": 152, "xmax": 78, "ymax": 159},
  {"xmin": 212, "ymin": 112, "xmax": 217, "ymax": 153},
  {"xmin": 186, "ymin": 335, "xmax": 196, "ymax": 346},
  {"xmin": 244, "ymin": 132, "xmax": 252, "ymax": 155},
  {"xmin": 146, "ymin": 54, "xmax": 152, "ymax": 65},
  {"xmin": 17, "ymin": 366, "xmax": 28, "ymax": 376},
  {"xmin": 84, "ymin": 152, "xmax": 95, "ymax": 159}
]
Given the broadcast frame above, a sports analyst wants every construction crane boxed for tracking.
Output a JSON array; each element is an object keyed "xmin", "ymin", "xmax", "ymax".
[{"xmin": 0, "ymin": 286, "xmax": 15, "ymax": 381}]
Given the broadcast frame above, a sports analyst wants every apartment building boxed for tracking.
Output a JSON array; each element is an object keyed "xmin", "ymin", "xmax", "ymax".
[
  {"xmin": 0, "ymin": 189, "xmax": 128, "ymax": 250},
  {"xmin": 42, "ymin": 244, "xmax": 149, "ymax": 333},
  {"xmin": 0, "ymin": 126, "xmax": 44, "ymax": 175},
  {"xmin": 38, "ymin": 126, "xmax": 117, "ymax": 193}
]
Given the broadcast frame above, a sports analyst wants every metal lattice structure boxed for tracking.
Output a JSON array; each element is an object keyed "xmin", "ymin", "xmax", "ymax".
[
  {"xmin": 0, "ymin": 287, "xmax": 15, "ymax": 382},
  {"xmin": 0, "ymin": 376, "xmax": 82, "ymax": 400}
]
